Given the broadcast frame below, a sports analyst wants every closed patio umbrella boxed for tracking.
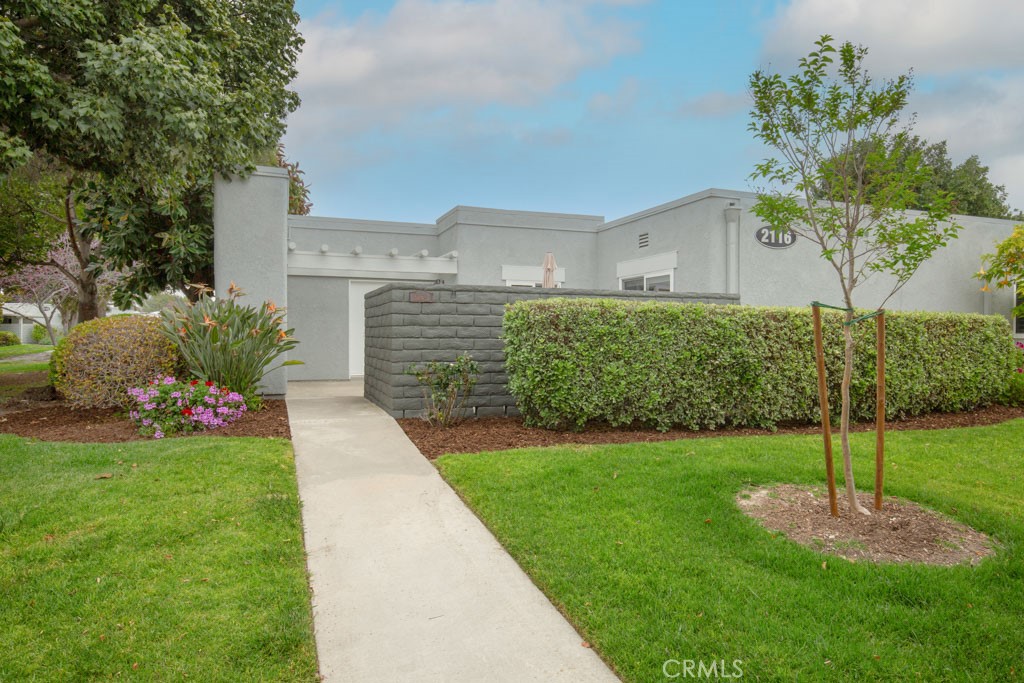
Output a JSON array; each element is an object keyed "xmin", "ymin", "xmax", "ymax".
[{"xmin": 542, "ymin": 252, "xmax": 558, "ymax": 288}]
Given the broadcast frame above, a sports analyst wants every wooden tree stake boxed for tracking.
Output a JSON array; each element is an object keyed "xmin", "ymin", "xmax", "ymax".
[
  {"xmin": 812, "ymin": 305, "xmax": 839, "ymax": 517},
  {"xmin": 874, "ymin": 310, "xmax": 886, "ymax": 511}
]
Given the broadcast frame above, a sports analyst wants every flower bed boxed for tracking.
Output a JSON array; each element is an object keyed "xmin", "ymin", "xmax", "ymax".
[{"xmin": 128, "ymin": 376, "xmax": 247, "ymax": 439}]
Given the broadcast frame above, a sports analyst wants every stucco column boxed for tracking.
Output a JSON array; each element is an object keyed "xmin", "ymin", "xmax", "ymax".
[
  {"xmin": 724, "ymin": 205, "xmax": 741, "ymax": 295},
  {"xmin": 213, "ymin": 165, "xmax": 290, "ymax": 395}
]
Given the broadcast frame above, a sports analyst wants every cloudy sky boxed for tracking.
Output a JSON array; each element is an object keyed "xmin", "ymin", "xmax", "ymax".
[{"xmin": 284, "ymin": 0, "xmax": 1024, "ymax": 222}]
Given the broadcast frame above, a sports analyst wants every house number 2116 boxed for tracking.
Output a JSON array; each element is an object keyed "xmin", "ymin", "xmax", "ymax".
[{"xmin": 755, "ymin": 227, "xmax": 796, "ymax": 249}]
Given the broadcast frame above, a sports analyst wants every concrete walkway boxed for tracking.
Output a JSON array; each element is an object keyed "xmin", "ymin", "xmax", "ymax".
[{"xmin": 287, "ymin": 380, "xmax": 619, "ymax": 682}]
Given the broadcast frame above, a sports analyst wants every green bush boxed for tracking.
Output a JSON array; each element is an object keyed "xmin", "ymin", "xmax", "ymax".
[
  {"xmin": 0, "ymin": 331, "xmax": 19, "ymax": 346},
  {"xmin": 31, "ymin": 323, "xmax": 52, "ymax": 344},
  {"xmin": 406, "ymin": 354, "xmax": 480, "ymax": 427},
  {"xmin": 52, "ymin": 315, "xmax": 181, "ymax": 408},
  {"xmin": 160, "ymin": 287, "xmax": 300, "ymax": 403},
  {"xmin": 504, "ymin": 299, "xmax": 1017, "ymax": 431}
]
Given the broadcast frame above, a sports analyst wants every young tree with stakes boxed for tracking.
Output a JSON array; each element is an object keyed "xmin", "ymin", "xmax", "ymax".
[{"xmin": 749, "ymin": 36, "xmax": 959, "ymax": 515}]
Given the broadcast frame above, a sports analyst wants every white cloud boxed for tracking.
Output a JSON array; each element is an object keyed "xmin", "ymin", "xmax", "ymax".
[
  {"xmin": 913, "ymin": 76, "xmax": 1024, "ymax": 212},
  {"xmin": 759, "ymin": 0, "xmax": 1024, "ymax": 210},
  {"xmin": 587, "ymin": 77, "xmax": 642, "ymax": 120},
  {"xmin": 762, "ymin": 0, "xmax": 1024, "ymax": 75},
  {"xmin": 291, "ymin": 0, "xmax": 640, "ymax": 138},
  {"xmin": 676, "ymin": 90, "xmax": 749, "ymax": 118}
]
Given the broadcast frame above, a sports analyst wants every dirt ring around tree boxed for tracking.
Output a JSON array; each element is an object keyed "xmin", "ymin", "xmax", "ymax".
[{"xmin": 736, "ymin": 484, "xmax": 996, "ymax": 566}]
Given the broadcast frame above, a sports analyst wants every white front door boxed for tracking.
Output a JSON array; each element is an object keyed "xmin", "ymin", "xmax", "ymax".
[{"xmin": 348, "ymin": 280, "xmax": 389, "ymax": 376}]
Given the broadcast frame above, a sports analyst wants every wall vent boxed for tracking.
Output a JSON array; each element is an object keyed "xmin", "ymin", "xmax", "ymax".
[{"xmin": 638, "ymin": 232, "xmax": 649, "ymax": 248}]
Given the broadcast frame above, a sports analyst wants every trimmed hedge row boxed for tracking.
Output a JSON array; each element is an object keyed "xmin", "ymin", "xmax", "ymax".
[{"xmin": 504, "ymin": 299, "xmax": 1017, "ymax": 431}]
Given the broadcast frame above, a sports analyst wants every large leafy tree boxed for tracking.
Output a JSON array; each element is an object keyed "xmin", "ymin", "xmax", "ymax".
[
  {"xmin": 0, "ymin": 154, "xmax": 63, "ymax": 272},
  {"xmin": 86, "ymin": 145, "xmax": 313, "ymax": 307},
  {"xmin": 817, "ymin": 136, "xmax": 1020, "ymax": 220},
  {"xmin": 0, "ymin": 1, "xmax": 303, "ymax": 312},
  {"xmin": 749, "ymin": 36, "xmax": 958, "ymax": 515},
  {"xmin": 0, "ymin": 154, "xmax": 112, "ymax": 321}
]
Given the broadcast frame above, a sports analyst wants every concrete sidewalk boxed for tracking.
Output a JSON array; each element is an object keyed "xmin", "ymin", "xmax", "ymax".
[{"xmin": 287, "ymin": 380, "xmax": 619, "ymax": 682}]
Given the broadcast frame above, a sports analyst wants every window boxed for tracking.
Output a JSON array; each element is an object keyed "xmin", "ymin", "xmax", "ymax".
[
  {"xmin": 621, "ymin": 276, "xmax": 644, "ymax": 291},
  {"xmin": 1, "ymin": 317, "xmax": 12, "ymax": 325},
  {"xmin": 619, "ymin": 271, "xmax": 673, "ymax": 292},
  {"xmin": 645, "ymin": 274, "xmax": 671, "ymax": 292}
]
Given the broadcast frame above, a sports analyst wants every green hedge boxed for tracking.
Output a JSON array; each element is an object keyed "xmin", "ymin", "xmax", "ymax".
[{"xmin": 503, "ymin": 299, "xmax": 1017, "ymax": 431}]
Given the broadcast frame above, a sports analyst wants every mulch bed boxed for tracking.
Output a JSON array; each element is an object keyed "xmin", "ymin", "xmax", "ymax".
[
  {"xmin": 737, "ymin": 484, "xmax": 994, "ymax": 565},
  {"xmin": 0, "ymin": 399, "xmax": 291, "ymax": 443},
  {"xmin": 400, "ymin": 404, "xmax": 1024, "ymax": 458}
]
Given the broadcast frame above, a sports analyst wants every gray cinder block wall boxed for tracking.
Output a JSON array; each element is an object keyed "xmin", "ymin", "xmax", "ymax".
[{"xmin": 364, "ymin": 284, "xmax": 740, "ymax": 418}]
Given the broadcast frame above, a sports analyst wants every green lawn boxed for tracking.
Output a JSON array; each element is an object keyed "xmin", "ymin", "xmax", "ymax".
[
  {"xmin": 437, "ymin": 422, "xmax": 1024, "ymax": 682},
  {"xmin": 0, "ymin": 435, "xmax": 318, "ymax": 681},
  {"xmin": 0, "ymin": 360, "xmax": 50, "ymax": 401},
  {"xmin": 0, "ymin": 343, "xmax": 52, "ymax": 360},
  {"xmin": 0, "ymin": 360, "xmax": 49, "ymax": 374}
]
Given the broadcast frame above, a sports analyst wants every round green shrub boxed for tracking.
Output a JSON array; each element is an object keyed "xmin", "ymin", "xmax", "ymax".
[
  {"xmin": 0, "ymin": 331, "xmax": 19, "ymax": 346},
  {"xmin": 31, "ymin": 323, "xmax": 51, "ymax": 344},
  {"xmin": 52, "ymin": 315, "xmax": 182, "ymax": 409}
]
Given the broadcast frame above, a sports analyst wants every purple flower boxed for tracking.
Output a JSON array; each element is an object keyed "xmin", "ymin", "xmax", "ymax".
[{"xmin": 162, "ymin": 376, "xmax": 176, "ymax": 385}]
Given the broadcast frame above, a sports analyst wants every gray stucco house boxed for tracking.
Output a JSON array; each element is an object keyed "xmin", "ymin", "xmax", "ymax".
[{"xmin": 214, "ymin": 167, "xmax": 1020, "ymax": 393}]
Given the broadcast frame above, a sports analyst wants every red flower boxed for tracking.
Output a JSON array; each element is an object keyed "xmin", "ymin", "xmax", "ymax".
[
  {"xmin": 181, "ymin": 408, "xmax": 194, "ymax": 416},
  {"xmin": 205, "ymin": 380, "xmax": 214, "ymax": 387},
  {"xmin": 221, "ymin": 387, "xmax": 230, "ymax": 395},
  {"xmin": 190, "ymin": 379, "xmax": 199, "ymax": 386}
]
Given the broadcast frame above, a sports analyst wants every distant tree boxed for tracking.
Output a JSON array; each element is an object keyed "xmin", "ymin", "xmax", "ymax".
[
  {"xmin": 0, "ymin": 155, "xmax": 114, "ymax": 321},
  {"xmin": 140, "ymin": 289, "xmax": 188, "ymax": 314},
  {"xmin": 816, "ymin": 136, "xmax": 1020, "ymax": 219},
  {"xmin": 749, "ymin": 36, "xmax": 958, "ymax": 515},
  {"xmin": 0, "ymin": 235, "xmax": 121, "ymax": 342},
  {"xmin": 0, "ymin": 264, "xmax": 71, "ymax": 345}
]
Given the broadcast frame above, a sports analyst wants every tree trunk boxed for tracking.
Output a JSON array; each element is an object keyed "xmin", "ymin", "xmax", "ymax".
[
  {"xmin": 77, "ymin": 270, "xmax": 101, "ymax": 323},
  {"xmin": 840, "ymin": 312, "xmax": 870, "ymax": 515}
]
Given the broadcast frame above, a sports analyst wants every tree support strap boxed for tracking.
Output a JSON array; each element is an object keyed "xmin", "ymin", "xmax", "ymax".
[
  {"xmin": 810, "ymin": 301, "xmax": 852, "ymax": 312},
  {"xmin": 845, "ymin": 310, "xmax": 885, "ymax": 327},
  {"xmin": 810, "ymin": 302, "xmax": 884, "ymax": 327}
]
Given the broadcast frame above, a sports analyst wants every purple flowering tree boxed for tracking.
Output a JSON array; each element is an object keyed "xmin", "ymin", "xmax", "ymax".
[{"xmin": 0, "ymin": 236, "xmax": 121, "ymax": 342}]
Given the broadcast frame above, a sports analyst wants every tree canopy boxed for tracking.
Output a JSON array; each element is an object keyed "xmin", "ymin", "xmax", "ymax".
[
  {"xmin": 1, "ymin": 1, "xmax": 302, "ymax": 185},
  {"xmin": 815, "ymin": 136, "xmax": 1020, "ymax": 220},
  {"xmin": 1, "ymin": 1, "xmax": 304, "ymax": 310}
]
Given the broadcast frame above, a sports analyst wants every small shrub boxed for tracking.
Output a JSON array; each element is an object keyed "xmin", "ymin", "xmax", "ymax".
[
  {"xmin": 52, "ymin": 315, "xmax": 181, "ymax": 409},
  {"xmin": 160, "ymin": 285, "xmax": 301, "ymax": 404},
  {"xmin": 406, "ymin": 354, "xmax": 480, "ymax": 427},
  {"xmin": 0, "ymin": 331, "xmax": 19, "ymax": 346},
  {"xmin": 1001, "ymin": 342, "xmax": 1024, "ymax": 407},
  {"xmin": 127, "ymin": 375, "xmax": 247, "ymax": 439},
  {"xmin": 31, "ymin": 323, "xmax": 51, "ymax": 344},
  {"xmin": 504, "ymin": 299, "xmax": 1017, "ymax": 431}
]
